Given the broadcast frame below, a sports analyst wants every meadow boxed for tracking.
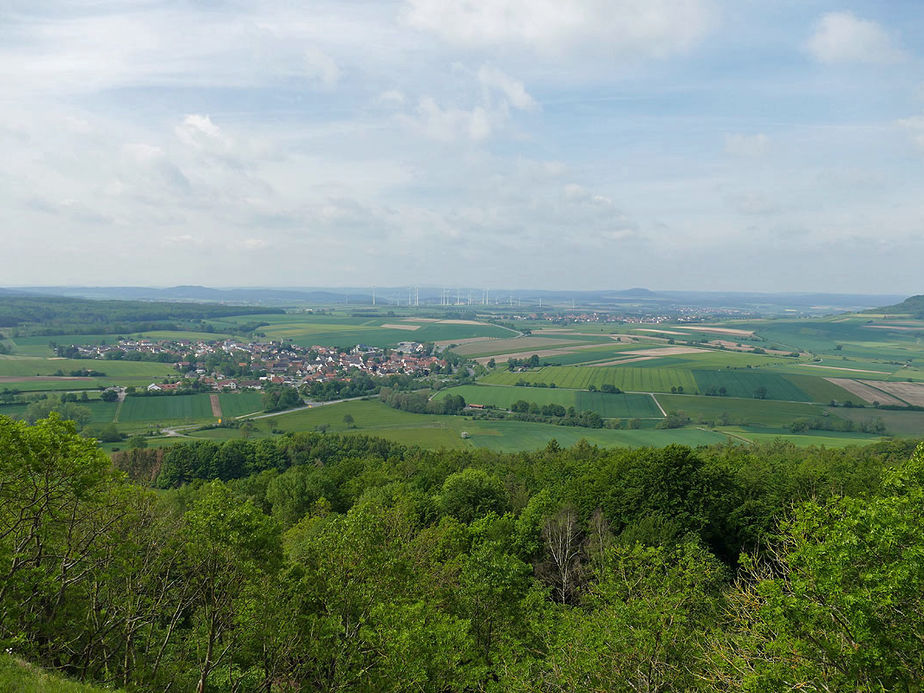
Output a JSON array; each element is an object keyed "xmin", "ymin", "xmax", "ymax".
[
  {"xmin": 482, "ymin": 365, "xmax": 699, "ymax": 393},
  {"xmin": 655, "ymin": 394, "xmax": 826, "ymax": 427},
  {"xmin": 433, "ymin": 384, "xmax": 661, "ymax": 419}
]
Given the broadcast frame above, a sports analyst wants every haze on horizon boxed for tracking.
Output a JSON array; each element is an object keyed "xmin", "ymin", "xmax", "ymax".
[{"xmin": 1, "ymin": 1, "xmax": 923, "ymax": 294}]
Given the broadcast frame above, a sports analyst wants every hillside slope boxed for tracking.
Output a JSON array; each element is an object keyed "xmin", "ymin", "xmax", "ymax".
[
  {"xmin": 0, "ymin": 655, "xmax": 118, "ymax": 692},
  {"xmin": 873, "ymin": 295, "xmax": 924, "ymax": 317}
]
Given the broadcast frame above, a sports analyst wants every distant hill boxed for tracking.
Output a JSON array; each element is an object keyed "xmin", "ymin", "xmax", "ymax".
[{"xmin": 873, "ymin": 295, "xmax": 924, "ymax": 318}]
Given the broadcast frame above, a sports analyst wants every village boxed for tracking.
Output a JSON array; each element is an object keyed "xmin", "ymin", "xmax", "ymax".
[{"xmin": 66, "ymin": 337, "xmax": 448, "ymax": 392}]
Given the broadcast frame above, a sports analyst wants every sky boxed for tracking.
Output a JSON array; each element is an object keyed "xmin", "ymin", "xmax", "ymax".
[{"xmin": 1, "ymin": 0, "xmax": 922, "ymax": 293}]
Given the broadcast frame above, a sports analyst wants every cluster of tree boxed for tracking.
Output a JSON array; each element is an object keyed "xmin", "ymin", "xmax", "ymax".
[
  {"xmin": 587, "ymin": 383, "xmax": 622, "ymax": 393},
  {"xmin": 703, "ymin": 385, "xmax": 728, "ymax": 396},
  {"xmin": 656, "ymin": 411, "xmax": 693, "ymax": 429},
  {"xmin": 791, "ymin": 416, "xmax": 887, "ymax": 434},
  {"xmin": 379, "ymin": 387, "xmax": 466, "ymax": 415},
  {"xmin": 305, "ymin": 373, "xmax": 417, "ymax": 401},
  {"xmin": 103, "ymin": 349, "xmax": 179, "ymax": 362},
  {"xmin": 4, "ymin": 415, "xmax": 924, "ymax": 691},
  {"xmin": 506, "ymin": 400, "xmax": 604, "ymax": 428},
  {"xmin": 262, "ymin": 385, "xmax": 303, "ymax": 412},
  {"xmin": 19, "ymin": 395, "xmax": 93, "ymax": 429},
  {"xmin": 514, "ymin": 380, "xmax": 557, "ymax": 388},
  {"xmin": 51, "ymin": 367, "xmax": 106, "ymax": 377},
  {"xmin": 508, "ymin": 354, "xmax": 542, "ymax": 370}
]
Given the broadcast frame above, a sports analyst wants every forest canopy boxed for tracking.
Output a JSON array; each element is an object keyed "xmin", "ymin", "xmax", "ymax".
[{"xmin": 1, "ymin": 413, "xmax": 922, "ymax": 691}]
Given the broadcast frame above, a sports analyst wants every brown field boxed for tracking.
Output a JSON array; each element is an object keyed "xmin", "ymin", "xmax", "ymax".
[
  {"xmin": 864, "ymin": 381, "xmax": 924, "ymax": 407},
  {"xmin": 209, "ymin": 394, "xmax": 223, "ymax": 418},
  {"xmin": 825, "ymin": 378, "xmax": 906, "ymax": 406},
  {"xmin": 864, "ymin": 325, "xmax": 924, "ymax": 332},
  {"xmin": 622, "ymin": 346, "xmax": 705, "ymax": 357},
  {"xmin": 381, "ymin": 323, "xmax": 421, "ymax": 331},
  {"xmin": 673, "ymin": 325, "xmax": 755, "ymax": 337},
  {"xmin": 587, "ymin": 356, "xmax": 658, "ymax": 367}
]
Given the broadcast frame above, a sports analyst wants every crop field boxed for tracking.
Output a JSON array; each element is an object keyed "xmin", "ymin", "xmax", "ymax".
[
  {"xmin": 656, "ymin": 394, "xmax": 825, "ymax": 426},
  {"xmin": 482, "ymin": 366, "xmax": 699, "ymax": 393},
  {"xmin": 451, "ymin": 336, "xmax": 590, "ymax": 357},
  {"xmin": 0, "ymin": 356, "xmax": 175, "ymax": 384},
  {"xmin": 781, "ymin": 374, "xmax": 867, "ymax": 405},
  {"xmin": 831, "ymin": 408, "xmax": 924, "ymax": 437},
  {"xmin": 724, "ymin": 425, "xmax": 884, "ymax": 448},
  {"xmin": 83, "ymin": 401, "xmax": 120, "ymax": 423},
  {"xmin": 216, "ymin": 392, "xmax": 265, "ymax": 418},
  {"xmin": 118, "ymin": 394, "xmax": 215, "ymax": 423},
  {"xmin": 434, "ymin": 385, "xmax": 661, "ymax": 418},
  {"xmin": 691, "ymin": 370, "xmax": 810, "ymax": 401}
]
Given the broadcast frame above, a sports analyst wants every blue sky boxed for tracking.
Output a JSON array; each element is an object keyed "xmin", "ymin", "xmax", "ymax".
[{"xmin": 1, "ymin": 0, "xmax": 922, "ymax": 292}]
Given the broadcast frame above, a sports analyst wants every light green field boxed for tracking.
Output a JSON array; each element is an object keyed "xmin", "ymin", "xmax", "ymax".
[
  {"xmin": 482, "ymin": 365, "xmax": 698, "ymax": 393},
  {"xmin": 223, "ymin": 399, "xmax": 727, "ymax": 452},
  {"xmin": 656, "ymin": 394, "xmax": 826, "ymax": 427},
  {"xmin": 217, "ymin": 391, "xmax": 265, "ymax": 418},
  {"xmin": 9, "ymin": 331, "xmax": 235, "ymax": 356},
  {"xmin": 450, "ymin": 336, "xmax": 593, "ymax": 357},
  {"xmin": 118, "ymin": 394, "xmax": 215, "ymax": 423},
  {"xmin": 0, "ymin": 355, "xmax": 175, "ymax": 385},
  {"xmin": 830, "ymin": 408, "xmax": 924, "ymax": 438},
  {"xmin": 690, "ymin": 370, "xmax": 810, "ymax": 401},
  {"xmin": 781, "ymin": 373, "xmax": 868, "ymax": 405},
  {"xmin": 434, "ymin": 384, "xmax": 661, "ymax": 418},
  {"xmin": 720, "ymin": 425, "xmax": 885, "ymax": 448}
]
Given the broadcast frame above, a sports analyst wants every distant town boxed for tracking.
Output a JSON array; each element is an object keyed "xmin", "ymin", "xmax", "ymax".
[{"xmin": 57, "ymin": 337, "xmax": 448, "ymax": 392}]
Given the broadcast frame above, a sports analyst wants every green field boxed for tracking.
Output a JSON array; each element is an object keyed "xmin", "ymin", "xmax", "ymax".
[
  {"xmin": 217, "ymin": 391, "xmax": 265, "ymax": 418},
  {"xmin": 831, "ymin": 408, "xmax": 924, "ymax": 437},
  {"xmin": 225, "ymin": 399, "xmax": 727, "ymax": 452},
  {"xmin": 656, "ymin": 394, "xmax": 826, "ymax": 427},
  {"xmin": 690, "ymin": 370, "xmax": 810, "ymax": 402},
  {"xmin": 434, "ymin": 384, "xmax": 661, "ymax": 418},
  {"xmin": 118, "ymin": 394, "xmax": 215, "ymax": 423},
  {"xmin": 0, "ymin": 355, "xmax": 175, "ymax": 385},
  {"xmin": 722, "ymin": 425, "xmax": 885, "ymax": 448},
  {"xmin": 482, "ymin": 366, "xmax": 698, "ymax": 393}
]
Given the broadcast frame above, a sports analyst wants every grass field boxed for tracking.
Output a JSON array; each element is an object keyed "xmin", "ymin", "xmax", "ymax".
[
  {"xmin": 656, "ymin": 394, "xmax": 826, "ymax": 426},
  {"xmin": 690, "ymin": 370, "xmax": 810, "ymax": 402},
  {"xmin": 118, "ymin": 394, "xmax": 215, "ymax": 423},
  {"xmin": 217, "ymin": 391, "xmax": 265, "ymax": 418},
  {"xmin": 721, "ymin": 425, "xmax": 885, "ymax": 448},
  {"xmin": 781, "ymin": 373, "xmax": 867, "ymax": 405},
  {"xmin": 434, "ymin": 384, "xmax": 661, "ymax": 418},
  {"xmin": 482, "ymin": 366, "xmax": 699, "ymax": 393},
  {"xmin": 203, "ymin": 399, "xmax": 728, "ymax": 452},
  {"xmin": 0, "ymin": 355, "xmax": 175, "ymax": 385},
  {"xmin": 831, "ymin": 407, "xmax": 924, "ymax": 437}
]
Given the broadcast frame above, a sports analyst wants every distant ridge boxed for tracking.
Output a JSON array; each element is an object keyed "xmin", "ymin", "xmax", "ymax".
[{"xmin": 871, "ymin": 295, "xmax": 924, "ymax": 318}]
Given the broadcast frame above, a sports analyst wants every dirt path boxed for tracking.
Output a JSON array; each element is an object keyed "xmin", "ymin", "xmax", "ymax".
[
  {"xmin": 650, "ymin": 393, "xmax": 667, "ymax": 416},
  {"xmin": 209, "ymin": 394, "xmax": 223, "ymax": 418}
]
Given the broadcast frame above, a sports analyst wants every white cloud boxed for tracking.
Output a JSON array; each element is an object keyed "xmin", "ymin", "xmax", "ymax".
[
  {"xmin": 404, "ymin": 0, "xmax": 714, "ymax": 59},
  {"xmin": 806, "ymin": 12, "xmax": 904, "ymax": 65},
  {"xmin": 898, "ymin": 115, "xmax": 924, "ymax": 149},
  {"xmin": 410, "ymin": 97, "xmax": 493, "ymax": 141},
  {"xmin": 175, "ymin": 114, "xmax": 229, "ymax": 152},
  {"xmin": 724, "ymin": 133, "xmax": 769, "ymax": 157},
  {"xmin": 304, "ymin": 46, "xmax": 341, "ymax": 87},
  {"xmin": 478, "ymin": 66, "xmax": 537, "ymax": 111},
  {"xmin": 379, "ymin": 89, "xmax": 406, "ymax": 106}
]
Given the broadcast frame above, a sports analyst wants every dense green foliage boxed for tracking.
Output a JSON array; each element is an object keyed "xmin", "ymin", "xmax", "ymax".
[
  {"xmin": 0, "ymin": 294, "xmax": 281, "ymax": 331},
  {"xmin": 3, "ymin": 412, "xmax": 923, "ymax": 691}
]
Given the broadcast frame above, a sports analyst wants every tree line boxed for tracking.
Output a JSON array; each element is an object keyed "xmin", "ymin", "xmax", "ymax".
[{"xmin": 2, "ymin": 413, "xmax": 923, "ymax": 691}]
